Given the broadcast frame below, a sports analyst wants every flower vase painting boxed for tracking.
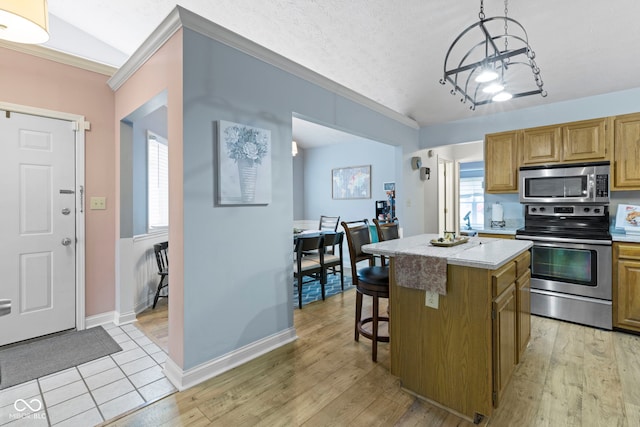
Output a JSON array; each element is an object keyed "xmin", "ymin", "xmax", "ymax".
[{"xmin": 217, "ymin": 120, "xmax": 272, "ymax": 205}]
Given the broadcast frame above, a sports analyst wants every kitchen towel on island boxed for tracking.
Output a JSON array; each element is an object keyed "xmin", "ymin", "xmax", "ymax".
[{"xmin": 395, "ymin": 254, "xmax": 448, "ymax": 295}]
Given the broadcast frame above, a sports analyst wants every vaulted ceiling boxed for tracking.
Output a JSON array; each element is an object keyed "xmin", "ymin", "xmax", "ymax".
[{"xmin": 44, "ymin": 0, "xmax": 640, "ymax": 127}]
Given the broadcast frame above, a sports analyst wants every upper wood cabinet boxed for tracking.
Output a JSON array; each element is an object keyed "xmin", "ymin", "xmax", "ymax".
[
  {"xmin": 521, "ymin": 125, "xmax": 562, "ymax": 165},
  {"xmin": 613, "ymin": 112, "xmax": 640, "ymax": 190},
  {"xmin": 520, "ymin": 118, "xmax": 610, "ymax": 166},
  {"xmin": 485, "ymin": 130, "xmax": 519, "ymax": 193},
  {"xmin": 562, "ymin": 117, "xmax": 610, "ymax": 162}
]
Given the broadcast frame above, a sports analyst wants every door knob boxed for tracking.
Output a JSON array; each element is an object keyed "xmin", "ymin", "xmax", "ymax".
[
  {"xmin": 61, "ymin": 208, "xmax": 70, "ymax": 215},
  {"xmin": 61, "ymin": 238, "xmax": 72, "ymax": 246},
  {"xmin": 0, "ymin": 299, "xmax": 10, "ymax": 316}
]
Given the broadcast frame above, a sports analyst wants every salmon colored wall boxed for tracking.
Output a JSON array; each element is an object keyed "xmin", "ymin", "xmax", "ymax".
[
  {"xmin": 113, "ymin": 30, "xmax": 184, "ymax": 367},
  {"xmin": 0, "ymin": 47, "xmax": 116, "ymax": 316}
]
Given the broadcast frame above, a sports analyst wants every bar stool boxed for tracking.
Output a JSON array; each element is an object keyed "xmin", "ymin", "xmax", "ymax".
[
  {"xmin": 341, "ymin": 219, "xmax": 389, "ymax": 362},
  {"xmin": 372, "ymin": 218, "xmax": 400, "ymax": 266}
]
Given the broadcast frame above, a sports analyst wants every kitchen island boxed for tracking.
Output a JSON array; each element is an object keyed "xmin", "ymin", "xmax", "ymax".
[{"xmin": 362, "ymin": 234, "xmax": 532, "ymax": 423}]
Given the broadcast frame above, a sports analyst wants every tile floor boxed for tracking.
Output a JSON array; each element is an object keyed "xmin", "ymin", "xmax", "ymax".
[{"xmin": 0, "ymin": 322, "xmax": 176, "ymax": 426}]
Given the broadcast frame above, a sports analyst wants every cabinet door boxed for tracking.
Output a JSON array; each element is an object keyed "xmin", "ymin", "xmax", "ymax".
[
  {"xmin": 616, "ymin": 259, "xmax": 640, "ymax": 331},
  {"xmin": 516, "ymin": 270, "xmax": 531, "ymax": 362},
  {"xmin": 614, "ymin": 113, "xmax": 640, "ymax": 190},
  {"xmin": 522, "ymin": 125, "xmax": 562, "ymax": 165},
  {"xmin": 562, "ymin": 118, "xmax": 609, "ymax": 162},
  {"xmin": 492, "ymin": 282, "xmax": 517, "ymax": 408},
  {"xmin": 485, "ymin": 131, "xmax": 519, "ymax": 193}
]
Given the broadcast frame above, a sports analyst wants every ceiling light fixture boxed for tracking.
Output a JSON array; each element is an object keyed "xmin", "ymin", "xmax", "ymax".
[
  {"xmin": 482, "ymin": 81, "xmax": 505, "ymax": 94},
  {"xmin": 439, "ymin": 0, "xmax": 546, "ymax": 110},
  {"xmin": 0, "ymin": 0, "xmax": 49, "ymax": 44}
]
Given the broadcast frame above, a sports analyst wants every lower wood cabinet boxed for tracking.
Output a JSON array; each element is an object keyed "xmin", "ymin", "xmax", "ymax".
[
  {"xmin": 491, "ymin": 251, "xmax": 531, "ymax": 407},
  {"xmin": 492, "ymin": 282, "xmax": 517, "ymax": 408},
  {"xmin": 614, "ymin": 242, "xmax": 640, "ymax": 331},
  {"xmin": 517, "ymin": 270, "xmax": 531, "ymax": 359}
]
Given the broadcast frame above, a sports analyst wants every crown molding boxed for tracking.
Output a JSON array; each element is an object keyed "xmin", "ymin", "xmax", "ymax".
[
  {"xmin": 107, "ymin": 8, "xmax": 182, "ymax": 91},
  {"xmin": 0, "ymin": 40, "xmax": 117, "ymax": 76},
  {"xmin": 108, "ymin": 6, "xmax": 419, "ymax": 129}
]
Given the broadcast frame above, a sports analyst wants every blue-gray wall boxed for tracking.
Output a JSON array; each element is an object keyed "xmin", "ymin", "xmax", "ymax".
[
  {"xmin": 302, "ymin": 140, "xmax": 397, "ymax": 223},
  {"xmin": 132, "ymin": 106, "xmax": 168, "ymax": 236},
  {"xmin": 420, "ymin": 87, "xmax": 640, "ymax": 147},
  {"xmin": 292, "ymin": 148, "xmax": 305, "ymax": 220},
  {"xmin": 181, "ymin": 28, "xmax": 418, "ymax": 369},
  {"xmin": 120, "ymin": 91, "xmax": 168, "ymax": 239}
]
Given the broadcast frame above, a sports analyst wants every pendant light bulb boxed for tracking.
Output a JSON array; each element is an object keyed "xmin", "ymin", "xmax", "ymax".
[{"xmin": 492, "ymin": 91, "xmax": 513, "ymax": 102}]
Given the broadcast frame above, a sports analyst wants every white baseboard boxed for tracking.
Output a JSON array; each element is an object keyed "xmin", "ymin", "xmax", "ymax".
[
  {"xmin": 114, "ymin": 310, "xmax": 137, "ymax": 326},
  {"xmin": 85, "ymin": 309, "xmax": 141, "ymax": 329},
  {"xmin": 164, "ymin": 327, "xmax": 298, "ymax": 391},
  {"xmin": 84, "ymin": 311, "xmax": 116, "ymax": 329}
]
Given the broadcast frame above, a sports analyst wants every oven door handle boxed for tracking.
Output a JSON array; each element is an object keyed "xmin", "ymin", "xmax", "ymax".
[{"xmin": 516, "ymin": 234, "xmax": 611, "ymax": 246}]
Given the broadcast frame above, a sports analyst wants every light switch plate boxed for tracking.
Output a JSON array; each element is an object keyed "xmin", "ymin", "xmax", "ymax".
[
  {"xmin": 90, "ymin": 196, "xmax": 106, "ymax": 210},
  {"xmin": 425, "ymin": 290, "xmax": 439, "ymax": 309}
]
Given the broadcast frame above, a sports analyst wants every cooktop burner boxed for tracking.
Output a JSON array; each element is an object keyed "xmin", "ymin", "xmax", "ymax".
[
  {"xmin": 516, "ymin": 226, "xmax": 611, "ymax": 241},
  {"xmin": 518, "ymin": 203, "xmax": 611, "ymax": 241}
]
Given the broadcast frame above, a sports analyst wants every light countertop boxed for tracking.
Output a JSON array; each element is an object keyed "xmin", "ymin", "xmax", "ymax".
[
  {"xmin": 362, "ymin": 234, "xmax": 532, "ymax": 270},
  {"xmin": 612, "ymin": 232, "xmax": 640, "ymax": 243}
]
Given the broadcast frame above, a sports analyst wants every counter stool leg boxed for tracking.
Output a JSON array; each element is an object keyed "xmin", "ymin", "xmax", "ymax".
[
  {"xmin": 372, "ymin": 295, "xmax": 379, "ymax": 362},
  {"xmin": 355, "ymin": 291, "xmax": 363, "ymax": 341}
]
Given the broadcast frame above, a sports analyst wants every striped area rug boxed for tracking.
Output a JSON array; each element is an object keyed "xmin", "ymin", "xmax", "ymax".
[{"xmin": 293, "ymin": 274, "xmax": 353, "ymax": 308}]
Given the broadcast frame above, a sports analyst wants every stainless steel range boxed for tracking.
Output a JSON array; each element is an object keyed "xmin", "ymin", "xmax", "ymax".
[{"xmin": 516, "ymin": 162, "xmax": 612, "ymax": 330}]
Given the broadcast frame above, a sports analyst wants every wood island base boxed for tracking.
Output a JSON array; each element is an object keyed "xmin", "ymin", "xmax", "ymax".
[{"xmin": 388, "ymin": 251, "xmax": 531, "ymax": 422}]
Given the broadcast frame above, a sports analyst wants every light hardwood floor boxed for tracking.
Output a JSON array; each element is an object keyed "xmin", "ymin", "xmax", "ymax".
[{"xmin": 116, "ymin": 287, "xmax": 640, "ymax": 426}]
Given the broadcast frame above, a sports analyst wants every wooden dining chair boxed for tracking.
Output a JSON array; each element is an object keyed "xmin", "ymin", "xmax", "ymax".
[
  {"xmin": 319, "ymin": 215, "xmax": 340, "ymax": 232},
  {"xmin": 153, "ymin": 241, "xmax": 169, "ymax": 309},
  {"xmin": 372, "ymin": 218, "xmax": 400, "ymax": 266},
  {"xmin": 293, "ymin": 234, "xmax": 324, "ymax": 309},
  {"xmin": 307, "ymin": 231, "xmax": 344, "ymax": 290},
  {"xmin": 303, "ymin": 215, "xmax": 340, "ymax": 257},
  {"xmin": 341, "ymin": 219, "xmax": 389, "ymax": 362}
]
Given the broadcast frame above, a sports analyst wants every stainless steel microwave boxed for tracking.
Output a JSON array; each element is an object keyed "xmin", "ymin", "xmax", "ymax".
[{"xmin": 519, "ymin": 161, "xmax": 610, "ymax": 204}]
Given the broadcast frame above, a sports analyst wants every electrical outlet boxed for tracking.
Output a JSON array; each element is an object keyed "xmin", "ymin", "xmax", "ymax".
[
  {"xmin": 90, "ymin": 196, "xmax": 106, "ymax": 210},
  {"xmin": 425, "ymin": 290, "xmax": 439, "ymax": 309}
]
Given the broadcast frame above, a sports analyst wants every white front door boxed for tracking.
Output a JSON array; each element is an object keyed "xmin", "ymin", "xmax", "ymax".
[{"xmin": 0, "ymin": 111, "xmax": 77, "ymax": 346}]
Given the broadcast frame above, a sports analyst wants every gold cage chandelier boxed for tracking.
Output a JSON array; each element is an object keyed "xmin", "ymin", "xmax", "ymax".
[{"xmin": 439, "ymin": 0, "xmax": 546, "ymax": 109}]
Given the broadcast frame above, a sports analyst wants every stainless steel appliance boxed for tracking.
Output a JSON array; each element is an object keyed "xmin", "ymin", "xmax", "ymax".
[
  {"xmin": 520, "ymin": 161, "xmax": 610, "ymax": 204},
  {"xmin": 516, "ymin": 202, "xmax": 612, "ymax": 330}
]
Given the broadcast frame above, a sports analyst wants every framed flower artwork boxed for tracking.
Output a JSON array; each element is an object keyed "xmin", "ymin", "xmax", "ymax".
[
  {"xmin": 216, "ymin": 120, "xmax": 272, "ymax": 205},
  {"xmin": 332, "ymin": 165, "xmax": 371, "ymax": 199}
]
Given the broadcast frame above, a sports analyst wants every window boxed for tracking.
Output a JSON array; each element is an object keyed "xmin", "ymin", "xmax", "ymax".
[
  {"xmin": 147, "ymin": 131, "xmax": 168, "ymax": 231},
  {"xmin": 459, "ymin": 162, "xmax": 484, "ymax": 229}
]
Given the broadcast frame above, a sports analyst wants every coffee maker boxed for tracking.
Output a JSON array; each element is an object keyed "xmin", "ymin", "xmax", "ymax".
[{"xmin": 375, "ymin": 200, "xmax": 389, "ymax": 220}]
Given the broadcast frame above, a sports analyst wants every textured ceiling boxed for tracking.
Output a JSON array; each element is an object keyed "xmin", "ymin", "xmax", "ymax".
[{"xmin": 45, "ymin": 0, "xmax": 640, "ymax": 127}]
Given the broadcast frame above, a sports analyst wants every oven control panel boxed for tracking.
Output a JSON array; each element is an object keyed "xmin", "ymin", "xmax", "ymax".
[{"xmin": 526, "ymin": 204, "xmax": 608, "ymax": 217}]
